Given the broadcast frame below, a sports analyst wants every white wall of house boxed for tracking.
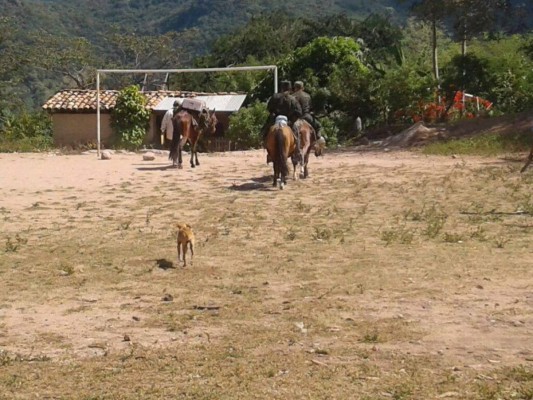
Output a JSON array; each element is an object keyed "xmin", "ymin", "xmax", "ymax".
[
  {"xmin": 52, "ymin": 113, "xmax": 113, "ymax": 147},
  {"xmin": 51, "ymin": 113, "xmax": 161, "ymax": 147},
  {"xmin": 51, "ymin": 111, "xmax": 230, "ymax": 148}
]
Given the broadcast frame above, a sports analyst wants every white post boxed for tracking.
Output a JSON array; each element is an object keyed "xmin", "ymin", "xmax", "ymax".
[
  {"xmin": 96, "ymin": 72, "xmax": 101, "ymax": 159},
  {"xmin": 274, "ymin": 67, "xmax": 278, "ymax": 94}
]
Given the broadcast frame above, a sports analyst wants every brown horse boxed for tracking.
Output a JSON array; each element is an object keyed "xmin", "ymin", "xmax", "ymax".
[
  {"xmin": 291, "ymin": 119, "xmax": 320, "ymax": 179},
  {"xmin": 265, "ymin": 123, "xmax": 296, "ymax": 189},
  {"xmin": 169, "ymin": 109, "xmax": 217, "ymax": 169}
]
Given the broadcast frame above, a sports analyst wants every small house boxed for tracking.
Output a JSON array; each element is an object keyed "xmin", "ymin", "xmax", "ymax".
[{"xmin": 42, "ymin": 89, "xmax": 246, "ymax": 148}]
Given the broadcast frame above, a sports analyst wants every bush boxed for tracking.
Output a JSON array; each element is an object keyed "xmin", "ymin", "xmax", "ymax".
[
  {"xmin": 319, "ymin": 115, "xmax": 342, "ymax": 146},
  {"xmin": 226, "ymin": 101, "xmax": 268, "ymax": 149},
  {"xmin": 111, "ymin": 86, "xmax": 150, "ymax": 150},
  {"xmin": 0, "ymin": 109, "xmax": 53, "ymax": 152}
]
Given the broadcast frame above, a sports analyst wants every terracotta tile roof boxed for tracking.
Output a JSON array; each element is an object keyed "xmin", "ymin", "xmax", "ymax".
[{"xmin": 42, "ymin": 89, "xmax": 242, "ymax": 112}]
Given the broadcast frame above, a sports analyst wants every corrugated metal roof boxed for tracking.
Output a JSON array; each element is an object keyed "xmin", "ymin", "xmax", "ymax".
[
  {"xmin": 42, "ymin": 90, "xmax": 245, "ymax": 112},
  {"xmin": 154, "ymin": 95, "xmax": 247, "ymax": 112}
]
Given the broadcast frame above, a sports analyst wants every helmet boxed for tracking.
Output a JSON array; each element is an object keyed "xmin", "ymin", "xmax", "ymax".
[{"xmin": 280, "ymin": 80, "xmax": 292, "ymax": 92}]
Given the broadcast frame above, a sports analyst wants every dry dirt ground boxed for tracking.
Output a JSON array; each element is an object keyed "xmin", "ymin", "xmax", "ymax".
[{"xmin": 0, "ymin": 148, "xmax": 532, "ymax": 399}]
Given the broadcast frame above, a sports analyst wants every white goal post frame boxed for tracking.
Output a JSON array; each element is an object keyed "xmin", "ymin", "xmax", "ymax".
[{"xmin": 96, "ymin": 65, "xmax": 278, "ymax": 158}]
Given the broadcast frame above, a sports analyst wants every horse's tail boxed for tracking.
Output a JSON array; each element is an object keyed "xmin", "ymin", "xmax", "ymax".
[{"xmin": 275, "ymin": 127, "xmax": 288, "ymax": 178}]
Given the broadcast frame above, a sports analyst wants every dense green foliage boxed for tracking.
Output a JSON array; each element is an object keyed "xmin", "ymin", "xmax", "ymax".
[
  {"xmin": 0, "ymin": 109, "xmax": 53, "ymax": 152},
  {"xmin": 111, "ymin": 86, "xmax": 151, "ymax": 150},
  {"xmin": 226, "ymin": 101, "xmax": 268, "ymax": 149}
]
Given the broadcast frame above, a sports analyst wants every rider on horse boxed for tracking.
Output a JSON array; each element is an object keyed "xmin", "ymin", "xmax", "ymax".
[
  {"xmin": 292, "ymin": 81, "xmax": 323, "ymax": 143},
  {"xmin": 261, "ymin": 80, "xmax": 302, "ymax": 162}
]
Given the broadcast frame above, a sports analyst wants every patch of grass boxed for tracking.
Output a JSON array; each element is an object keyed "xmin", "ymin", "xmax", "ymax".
[
  {"xmin": 295, "ymin": 200, "xmax": 311, "ymax": 213},
  {"xmin": 381, "ymin": 224, "xmax": 415, "ymax": 245},
  {"xmin": 443, "ymin": 232, "xmax": 464, "ymax": 243},
  {"xmin": 361, "ymin": 331, "xmax": 380, "ymax": 343},
  {"xmin": 4, "ymin": 234, "xmax": 27, "ymax": 253},
  {"xmin": 422, "ymin": 131, "xmax": 533, "ymax": 156},
  {"xmin": 470, "ymin": 226, "xmax": 488, "ymax": 241},
  {"xmin": 286, "ymin": 228, "xmax": 297, "ymax": 241},
  {"xmin": 312, "ymin": 226, "xmax": 332, "ymax": 241},
  {"xmin": 0, "ymin": 136, "xmax": 53, "ymax": 153}
]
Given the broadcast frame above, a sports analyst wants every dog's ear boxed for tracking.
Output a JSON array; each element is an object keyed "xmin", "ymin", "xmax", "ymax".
[
  {"xmin": 176, "ymin": 223, "xmax": 184, "ymax": 229},
  {"xmin": 185, "ymin": 224, "xmax": 192, "ymax": 229}
]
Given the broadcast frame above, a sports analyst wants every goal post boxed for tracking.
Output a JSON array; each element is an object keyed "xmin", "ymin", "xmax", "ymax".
[{"xmin": 96, "ymin": 65, "xmax": 278, "ymax": 158}]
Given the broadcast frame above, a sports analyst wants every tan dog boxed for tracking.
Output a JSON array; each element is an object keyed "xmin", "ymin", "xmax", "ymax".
[{"xmin": 176, "ymin": 223, "xmax": 195, "ymax": 267}]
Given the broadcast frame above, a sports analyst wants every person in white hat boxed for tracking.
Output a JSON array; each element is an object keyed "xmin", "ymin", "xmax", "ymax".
[{"xmin": 161, "ymin": 98, "xmax": 183, "ymax": 144}]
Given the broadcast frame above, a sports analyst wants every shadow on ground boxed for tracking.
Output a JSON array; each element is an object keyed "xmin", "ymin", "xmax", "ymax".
[
  {"xmin": 135, "ymin": 164, "xmax": 180, "ymax": 171},
  {"xmin": 228, "ymin": 175, "xmax": 275, "ymax": 191},
  {"xmin": 154, "ymin": 258, "xmax": 175, "ymax": 270}
]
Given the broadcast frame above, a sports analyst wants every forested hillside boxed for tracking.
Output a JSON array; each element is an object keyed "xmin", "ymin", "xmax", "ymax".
[
  {"xmin": 2, "ymin": 0, "xmax": 411, "ymax": 45},
  {"xmin": 1, "ymin": 0, "xmax": 412, "ymax": 108},
  {"xmin": 1, "ymin": 0, "xmax": 533, "ymax": 151}
]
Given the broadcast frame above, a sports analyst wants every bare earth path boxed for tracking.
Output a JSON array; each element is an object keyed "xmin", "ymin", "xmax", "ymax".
[{"xmin": 0, "ymin": 149, "xmax": 532, "ymax": 399}]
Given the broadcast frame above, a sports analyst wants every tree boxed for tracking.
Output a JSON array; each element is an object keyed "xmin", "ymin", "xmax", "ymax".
[
  {"xmin": 111, "ymin": 86, "xmax": 150, "ymax": 149},
  {"xmin": 449, "ymin": 0, "xmax": 511, "ymax": 57},
  {"xmin": 202, "ymin": 13, "xmax": 309, "ymax": 67},
  {"xmin": 105, "ymin": 29, "xmax": 199, "ymax": 90},
  {"xmin": 357, "ymin": 14, "xmax": 405, "ymax": 68},
  {"xmin": 400, "ymin": 0, "xmax": 450, "ymax": 88},
  {"xmin": 107, "ymin": 30, "xmax": 195, "ymax": 70},
  {"xmin": 0, "ymin": 17, "xmax": 27, "ymax": 111},
  {"xmin": 283, "ymin": 36, "xmax": 370, "ymax": 137},
  {"xmin": 30, "ymin": 33, "xmax": 97, "ymax": 89},
  {"xmin": 282, "ymin": 36, "xmax": 367, "ymax": 87}
]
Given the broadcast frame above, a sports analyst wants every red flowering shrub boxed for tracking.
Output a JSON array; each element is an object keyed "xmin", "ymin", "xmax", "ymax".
[{"xmin": 396, "ymin": 91, "xmax": 493, "ymax": 124}]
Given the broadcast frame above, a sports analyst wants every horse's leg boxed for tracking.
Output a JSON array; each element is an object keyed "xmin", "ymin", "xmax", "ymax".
[
  {"xmin": 190, "ymin": 139, "xmax": 196, "ymax": 168},
  {"xmin": 194, "ymin": 135, "xmax": 201, "ymax": 166},
  {"xmin": 170, "ymin": 137, "xmax": 179, "ymax": 167},
  {"xmin": 273, "ymin": 161, "xmax": 278, "ymax": 187},
  {"xmin": 171, "ymin": 149, "xmax": 178, "ymax": 167},
  {"xmin": 304, "ymin": 147, "xmax": 311, "ymax": 178},
  {"xmin": 178, "ymin": 136, "xmax": 188, "ymax": 169},
  {"xmin": 291, "ymin": 154, "xmax": 298, "ymax": 181},
  {"xmin": 182, "ymin": 243, "xmax": 187, "ymax": 267},
  {"xmin": 177, "ymin": 143, "xmax": 183, "ymax": 169}
]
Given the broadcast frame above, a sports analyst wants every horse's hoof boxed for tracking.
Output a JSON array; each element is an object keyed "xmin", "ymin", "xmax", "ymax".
[
  {"xmin": 191, "ymin": 164, "xmax": 195, "ymax": 168},
  {"xmin": 178, "ymin": 164, "xmax": 183, "ymax": 169}
]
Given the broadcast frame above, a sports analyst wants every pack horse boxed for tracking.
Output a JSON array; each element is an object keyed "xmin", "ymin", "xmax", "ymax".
[{"xmin": 169, "ymin": 98, "xmax": 217, "ymax": 169}]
